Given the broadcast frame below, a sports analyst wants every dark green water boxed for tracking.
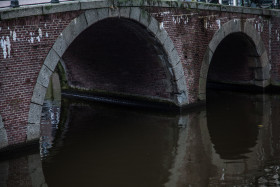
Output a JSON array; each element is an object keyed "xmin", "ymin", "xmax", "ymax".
[{"xmin": 1, "ymin": 90, "xmax": 280, "ymax": 186}]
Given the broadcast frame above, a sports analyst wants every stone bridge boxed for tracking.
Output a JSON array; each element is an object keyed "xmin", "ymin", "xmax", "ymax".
[{"xmin": 0, "ymin": 0, "xmax": 279, "ymax": 150}]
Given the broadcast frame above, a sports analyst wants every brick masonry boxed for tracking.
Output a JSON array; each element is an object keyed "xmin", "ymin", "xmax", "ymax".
[{"xmin": 0, "ymin": 1, "xmax": 279, "ymax": 149}]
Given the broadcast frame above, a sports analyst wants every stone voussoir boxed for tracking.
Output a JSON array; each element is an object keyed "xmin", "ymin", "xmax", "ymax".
[
  {"xmin": 31, "ymin": 83, "xmax": 47, "ymax": 106},
  {"xmin": 28, "ymin": 103, "xmax": 43, "ymax": 124}
]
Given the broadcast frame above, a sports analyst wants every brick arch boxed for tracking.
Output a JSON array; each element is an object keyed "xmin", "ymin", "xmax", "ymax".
[
  {"xmin": 199, "ymin": 19, "xmax": 270, "ymax": 100},
  {"xmin": 26, "ymin": 7, "xmax": 188, "ymax": 141}
]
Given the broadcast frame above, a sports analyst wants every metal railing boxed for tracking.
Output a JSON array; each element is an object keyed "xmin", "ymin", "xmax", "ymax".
[{"xmin": 0, "ymin": 0, "xmax": 279, "ymax": 8}]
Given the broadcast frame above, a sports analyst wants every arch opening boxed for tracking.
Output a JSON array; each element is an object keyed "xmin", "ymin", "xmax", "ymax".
[
  {"xmin": 207, "ymin": 32, "xmax": 260, "ymax": 90},
  {"xmin": 61, "ymin": 17, "xmax": 175, "ymax": 103}
]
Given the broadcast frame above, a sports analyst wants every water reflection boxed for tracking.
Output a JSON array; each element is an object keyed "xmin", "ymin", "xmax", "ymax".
[
  {"xmin": 40, "ymin": 100, "xmax": 61, "ymax": 158},
  {"xmin": 1, "ymin": 91, "xmax": 280, "ymax": 186}
]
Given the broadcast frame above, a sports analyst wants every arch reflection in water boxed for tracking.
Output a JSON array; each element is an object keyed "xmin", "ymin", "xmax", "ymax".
[
  {"xmin": 166, "ymin": 90, "xmax": 280, "ymax": 186},
  {"xmin": 1, "ymin": 91, "xmax": 280, "ymax": 186}
]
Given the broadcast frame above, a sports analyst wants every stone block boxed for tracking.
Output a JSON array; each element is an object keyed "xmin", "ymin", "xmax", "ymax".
[
  {"xmin": 244, "ymin": 21, "xmax": 261, "ymax": 43},
  {"xmin": 44, "ymin": 48, "xmax": 60, "ymax": 71},
  {"xmin": 27, "ymin": 123, "xmax": 40, "ymax": 141},
  {"xmin": 243, "ymin": 7, "xmax": 262, "ymax": 15},
  {"xmin": 52, "ymin": 35, "xmax": 69, "ymax": 58},
  {"xmin": 171, "ymin": 63, "xmax": 185, "ymax": 81},
  {"xmin": 221, "ymin": 5, "xmax": 243, "ymax": 13},
  {"xmin": 156, "ymin": 29, "xmax": 168, "ymax": 45},
  {"xmin": 148, "ymin": 17, "xmax": 159, "ymax": 35},
  {"xmin": 62, "ymin": 13, "xmax": 88, "ymax": 45},
  {"xmin": 31, "ymin": 83, "xmax": 47, "ymax": 106},
  {"xmin": 184, "ymin": 2, "xmax": 197, "ymax": 9},
  {"xmin": 85, "ymin": 9, "xmax": 99, "ymax": 26},
  {"xmin": 158, "ymin": 1, "xmax": 173, "ymax": 7},
  {"xmin": 37, "ymin": 65, "xmax": 53, "ymax": 88},
  {"xmin": 119, "ymin": 7, "xmax": 130, "ymax": 18},
  {"xmin": 139, "ymin": 9, "xmax": 149, "ymax": 27},
  {"xmin": 257, "ymin": 51, "xmax": 269, "ymax": 67},
  {"xmin": 163, "ymin": 36, "xmax": 175, "ymax": 55},
  {"xmin": 254, "ymin": 79, "xmax": 270, "ymax": 87},
  {"xmin": 256, "ymin": 40, "xmax": 266, "ymax": 56},
  {"xmin": 270, "ymin": 9, "xmax": 280, "ymax": 17},
  {"xmin": 168, "ymin": 48, "xmax": 181, "ymax": 66},
  {"xmin": 262, "ymin": 9, "xmax": 271, "ymax": 16},
  {"xmin": 109, "ymin": 7, "xmax": 120, "ymax": 18},
  {"xmin": 197, "ymin": 3, "xmax": 221, "ymax": 11},
  {"xmin": 97, "ymin": 8, "xmax": 109, "ymax": 21},
  {"xmin": 199, "ymin": 77, "xmax": 207, "ymax": 100},
  {"xmin": 28, "ymin": 103, "xmax": 42, "ymax": 124},
  {"xmin": 1, "ymin": 5, "xmax": 42, "ymax": 20},
  {"xmin": 176, "ymin": 76, "xmax": 188, "ymax": 93},
  {"xmin": 176, "ymin": 91, "xmax": 188, "ymax": 106},
  {"xmin": 130, "ymin": 7, "xmax": 141, "ymax": 22},
  {"xmin": 254, "ymin": 64, "xmax": 270, "ymax": 80},
  {"xmin": 0, "ymin": 128, "xmax": 8, "ymax": 149},
  {"xmin": 223, "ymin": 19, "xmax": 241, "ymax": 37},
  {"xmin": 81, "ymin": 0, "xmax": 109, "ymax": 10},
  {"xmin": 43, "ymin": 2, "xmax": 80, "ymax": 15}
]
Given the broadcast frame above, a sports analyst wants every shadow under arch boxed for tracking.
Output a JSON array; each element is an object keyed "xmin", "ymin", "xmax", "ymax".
[
  {"xmin": 26, "ymin": 7, "xmax": 188, "ymax": 142},
  {"xmin": 199, "ymin": 19, "xmax": 270, "ymax": 101}
]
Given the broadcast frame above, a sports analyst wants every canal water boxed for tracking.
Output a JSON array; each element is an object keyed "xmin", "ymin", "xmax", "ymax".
[{"xmin": 1, "ymin": 90, "xmax": 280, "ymax": 186}]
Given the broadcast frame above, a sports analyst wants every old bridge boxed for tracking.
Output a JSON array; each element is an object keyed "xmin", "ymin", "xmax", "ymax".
[{"xmin": 0, "ymin": 0, "xmax": 279, "ymax": 150}]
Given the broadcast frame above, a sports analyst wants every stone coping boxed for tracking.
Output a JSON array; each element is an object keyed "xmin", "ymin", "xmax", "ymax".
[{"xmin": 0, "ymin": 0, "xmax": 279, "ymax": 20}]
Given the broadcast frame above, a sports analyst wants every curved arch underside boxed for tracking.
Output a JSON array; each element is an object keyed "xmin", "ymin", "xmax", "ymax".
[
  {"xmin": 62, "ymin": 18, "xmax": 174, "ymax": 99},
  {"xmin": 199, "ymin": 19, "xmax": 270, "ymax": 100},
  {"xmin": 27, "ymin": 7, "xmax": 188, "ymax": 142}
]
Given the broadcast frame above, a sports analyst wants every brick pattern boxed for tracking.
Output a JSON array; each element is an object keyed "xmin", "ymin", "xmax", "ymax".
[
  {"xmin": 0, "ymin": 12, "xmax": 82, "ymax": 145},
  {"xmin": 271, "ymin": 17, "xmax": 280, "ymax": 83},
  {"xmin": 148, "ymin": 7, "xmax": 271, "ymax": 103},
  {"xmin": 0, "ymin": 7, "xmax": 278, "ymax": 147}
]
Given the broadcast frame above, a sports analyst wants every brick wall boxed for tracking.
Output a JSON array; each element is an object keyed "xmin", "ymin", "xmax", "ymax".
[
  {"xmin": 0, "ymin": 6, "xmax": 279, "ymax": 146},
  {"xmin": 147, "ymin": 7, "xmax": 271, "ymax": 103},
  {"xmin": 0, "ymin": 12, "xmax": 82, "ymax": 145},
  {"xmin": 271, "ymin": 17, "xmax": 280, "ymax": 84}
]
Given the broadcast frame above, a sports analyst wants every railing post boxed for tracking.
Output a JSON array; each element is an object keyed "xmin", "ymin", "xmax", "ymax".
[
  {"xmin": 51, "ymin": 0, "xmax": 59, "ymax": 3},
  {"xmin": 10, "ymin": 0, "xmax": 19, "ymax": 8}
]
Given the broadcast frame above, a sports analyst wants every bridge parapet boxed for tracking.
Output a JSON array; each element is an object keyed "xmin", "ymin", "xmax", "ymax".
[{"xmin": 0, "ymin": 0, "xmax": 279, "ymax": 20}]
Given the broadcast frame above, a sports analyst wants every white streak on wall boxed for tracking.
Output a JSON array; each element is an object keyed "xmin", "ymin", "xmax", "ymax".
[
  {"xmin": 38, "ymin": 28, "xmax": 42, "ymax": 38},
  {"xmin": 216, "ymin": 19, "xmax": 221, "ymax": 29},
  {"xmin": 13, "ymin": 31, "xmax": 16, "ymax": 42},
  {"xmin": 160, "ymin": 22, "xmax": 164, "ymax": 30},
  {"xmin": 6, "ymin": 36, "xmax": 11, "ymax": 58},
  {"xmin": 1, "ymin": 36, "xmax": 11, "ymax": 59},
  {"xmin": 46, "ymin": 32, "xmax": 49, "ymax": 37},
  {"xmin": 36, "ymin": 36, "xmax": 40, "ymax": 42}
]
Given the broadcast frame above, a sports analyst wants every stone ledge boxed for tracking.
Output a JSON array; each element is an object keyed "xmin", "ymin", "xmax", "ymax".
[
  {"xmin": 197, "ymin": 2, "xmax": 221, "ymax": 11},
  {"xmin": 42, "ymin": 1, "xmax": 80, "ymax": 14},
  {"xmin": 0, "ymin": 0, "xmax": 279, "ymax": 20}
]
